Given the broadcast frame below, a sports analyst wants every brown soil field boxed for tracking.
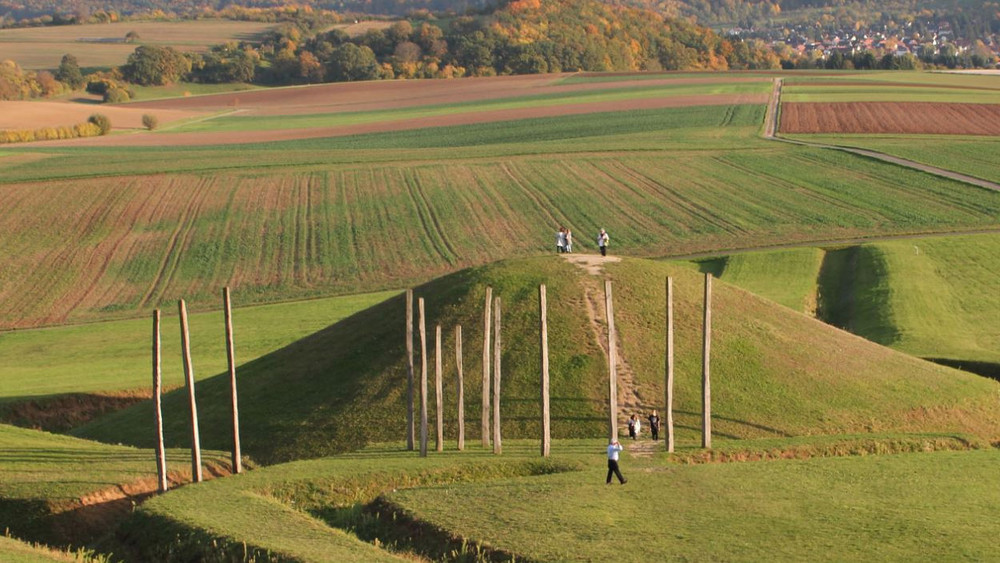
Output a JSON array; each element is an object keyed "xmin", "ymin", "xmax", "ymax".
[
  {"xmin": 780, "ymin": 102, "xmax": 1000, "ymax": 135},
  {"xmin": 0, "ymin": 101, "xmax": 204, "ymax": 131}
]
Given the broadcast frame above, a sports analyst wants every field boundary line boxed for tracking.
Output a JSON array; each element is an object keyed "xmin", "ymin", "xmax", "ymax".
[{"xmin": 763, "ymin": 78, "xmax": 1000, "ymax": 193}]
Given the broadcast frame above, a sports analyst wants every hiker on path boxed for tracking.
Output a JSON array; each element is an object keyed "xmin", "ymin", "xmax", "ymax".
[
  {"xmin": 565, "ymin": 229, "xmax": 573, "ymax": 253},
  {"xmin": 597, "ymin": 228, "xmax": 609, "ymax": 256},
  {"xmin": 606, "ymin": 440, "xmax": 627, "ymax": 484},
  {"xmin": 648, "ymin": 411, "xmax": 660, "ymax": 441},
  {"xmin": 556, "ymin": 228, "xmax": 567, "ymax": 253}
]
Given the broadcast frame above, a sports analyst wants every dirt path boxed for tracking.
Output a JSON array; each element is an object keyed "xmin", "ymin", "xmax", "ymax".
[
  {"xmin": 562, "ymin": 253, "xmax": 645, "ymax": 426},
  {"xmin": 765, "ymin": 78, "xmax": 1000, "ymax": 193}
]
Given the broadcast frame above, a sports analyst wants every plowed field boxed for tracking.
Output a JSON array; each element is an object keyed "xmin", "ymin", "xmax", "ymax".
[{"xmin": 780, "ymin": 102, "xmax": 1000, "ymax": 135}]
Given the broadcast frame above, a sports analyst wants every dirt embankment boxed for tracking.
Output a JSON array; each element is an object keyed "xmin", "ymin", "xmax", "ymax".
[{"xmin": 0, "ymin": 389, "xmax": 155, "ymax": 432}]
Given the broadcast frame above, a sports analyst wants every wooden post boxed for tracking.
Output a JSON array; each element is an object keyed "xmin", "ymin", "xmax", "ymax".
[
  {"xmin": 223, "ymin": 287, "xmax": 242, "ymax": 475},
  {"xmin": 152, "ymin": 310, "xmax": 167, "ymax": 493},
  {"xmin": 435, "ymin": 324, "xmax": 444, "ymax": 452},
  {"xmin": 493, "ymin": 296, "xmax": 502, "ymax": 455},
  {"xmin": 666, "ymin": 277, "xmax": 675, "ymax": 453},
  {"xmin": 482, "ymin": 287, "xmax": 492, "ymax": 448},
  {"xmin": 419, "ymin": 298, "xmax": 428, "ymax": 457},
  {"xmin": 605, "ymin": 280, "xmax": 618, "ymax": 442},
  {"xmin": 456, "ymin": 325, "xmax": 465, "ymax": 451},
  {"xmin": 178, "ymin": 299, "xmax": 203, "ymax": 483},
  {"xmin": 406, "ymin": 289, "xmax": 415, "ymax": 451},
  {"xmin": 702, "ymin": 273, "xmax": 712, "ymax": 449},
  {"xmin": 540, "ymin": 284, "xmax": 551, "ymax": 457}
]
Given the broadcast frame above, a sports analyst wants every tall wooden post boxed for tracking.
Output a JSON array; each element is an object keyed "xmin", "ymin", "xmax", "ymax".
[
  {"xmin": 178, "ymin": 299, "xmax": 203, "ymax": 483},
  {"xmin": 435, "ymin": 324, "xmax": 444, "ymax": 452},
  {"xmin": 540, "ymin": 284, "xmax": 551, "ymax": 457},
  {"xmin": 406, "ymin": 289, "xmax": 415, "ymax": 451},
  {"xmin": 482, "ymin": 287, "xmax": 493, "ymax": 448},
  {"xmin": 605, "ymin": 280, "xmax": 618, "ymax": 442},
  {"xmin": 223, "ymin": 287, "xmax": 242, "ymax": 475},
  {"xmin": 702, "ymin": 273, "xmax": 712, "ymax": 449},
  {"xmin": 665, "ymin": 277, "xmax": 675, "ymax": 453},
  {"xmin": 419, "ymin": 298, "xmax": 428, "ymax": 457},
  {"xmin": 456, "ymin": 325, "xmax": 465, "ymax": 451},
  {"xmin": 152, "ymin": 310, "xmax": 167, "ymax": 493},
  {"xmin": 493, "ymin": 296, "xmax": 502, "ymax": 455}
]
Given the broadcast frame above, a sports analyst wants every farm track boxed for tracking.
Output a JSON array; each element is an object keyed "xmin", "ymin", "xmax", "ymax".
[{"xmin": 767, "ymin": 80, "xmax": 1000, "ymax": 193}]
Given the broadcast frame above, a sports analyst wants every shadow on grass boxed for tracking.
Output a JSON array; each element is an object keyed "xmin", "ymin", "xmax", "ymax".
[{"xmin": 925, "ymin": 358, "xmax": 1000, "ymax": 381}]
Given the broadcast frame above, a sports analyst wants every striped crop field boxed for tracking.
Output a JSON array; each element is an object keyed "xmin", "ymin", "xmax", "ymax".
[{"xmin": 2, "ymin": 95, "xmax": 1000, "ymax": 329}]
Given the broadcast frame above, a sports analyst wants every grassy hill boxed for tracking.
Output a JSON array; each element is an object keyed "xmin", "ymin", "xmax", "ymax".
[
  {"xmin": 699, "ymin": 233, "xmax": 1000, "ymax": 375},
  {"xmin": 75, "ymin": 256, "xmax": 1000, "ymax": 464}
]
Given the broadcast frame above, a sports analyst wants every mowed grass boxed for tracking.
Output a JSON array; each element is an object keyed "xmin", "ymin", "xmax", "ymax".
[
  {"xmin": 0, "ymin": 21, "xmax": 277, "ymax": 70},
  {"xmin": 2, "ymin": 103, "xmax": 999, "ymax": 329},
  {"xmin": 0, "ymin": 423, "xmax": 228, "ymax": 544},
  {"xmin": 697, "ymin": 233, "xmax": 1000, "ymax": 366},
  {"xmin": 696, "ymin": 247, "xmax": 825, "ymax": 312},
  {"xmin": 390, "ymin": 447, "xmax": 1000, "ymax": 561},
  {"xmin": 0, "ymin": 290, "xmax": 396, "ymax": 401},
  {"xmin": 112, "ymin": 439, "xmax": 1000, "ymax": 561},
  {"xmin": 0, "ymin": 536, "xmax": 101, "ymax": 563}
]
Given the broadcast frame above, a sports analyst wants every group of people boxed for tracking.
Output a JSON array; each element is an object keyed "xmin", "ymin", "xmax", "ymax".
[
  {"xmin": 555, "ymin": 227, "xmax": 610, "ymax": 256},
  {"xmin": 627, "ymin": 411, "xmax": 660, "ymax": 440},
  {"xmin": 607, "ymin": 411, "xmax": 662, "ymax": 484}
]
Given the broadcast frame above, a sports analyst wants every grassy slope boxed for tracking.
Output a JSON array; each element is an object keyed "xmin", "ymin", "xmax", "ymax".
[
  {"xmin": 0, "ymin": 536, "xmax": 94, "ymax": 563},
  {"xmin": 0, "ymin": 290, "xmax": 396, "ymax": 401},
  {"xmin": 0, "ymin": 423, "xmax": 228, "ymax": 544},
  {"xmin": 692, "ymin": 233, "xmax": 1000, "ymax": 365},
  {"xmin": 392, "ymin": 447, "xmax": 1000, "ymax": 561},
  {"xmin": 3, "ymin": 101, "xmax": 999, "ymax": 329},
  {"xmin": 75, "ymin": 257, "xmax": 1000, "ymax": 464}
]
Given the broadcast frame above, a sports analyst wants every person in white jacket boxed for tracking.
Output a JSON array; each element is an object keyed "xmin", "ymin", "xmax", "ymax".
[
  {"xmin": 597, "ymin": 228, "xmax": 609, "ymax": 256},
  {"xmin": 606, "ymin": 440, "xmax": 627, "ymax": 484}
]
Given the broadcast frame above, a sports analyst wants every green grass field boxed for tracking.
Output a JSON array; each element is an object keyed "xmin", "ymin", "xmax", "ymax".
[
  {"xmin": 73, "ymin": 257, "xmax": 1000, "ymax": 465},
  {"xmin": 0, "ymin": 290, "xmax": 396, "ymax": 402},
  {"xmin": 786, "ymin": 134, "xmax": 1000, "ymax": 184},
  {"xmin": 694, "ymin": 233, "xmax": 1000, "ymax": 367}
]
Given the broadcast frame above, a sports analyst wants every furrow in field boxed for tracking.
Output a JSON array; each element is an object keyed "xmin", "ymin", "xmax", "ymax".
[
  {"xmin": 59, "ymin": 180, "xmax": 163, "ymax": 321},
  {"xmin": 138, "ymin": 177, "xmax": 214, "ymax": 309},
  {"xmin": 499, "ymin": 162, "xmax": 567, "ymax": 233},
  {"xmin": 402, "ymin": 168, "xmax": 456, "ymax": 265}
]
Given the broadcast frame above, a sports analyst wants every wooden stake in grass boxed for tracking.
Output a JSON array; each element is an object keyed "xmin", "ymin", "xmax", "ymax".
[
  {"xmin": 456, "ymin": 325, "xmax": 464, "ymax": 451},
  {"xmin": 152, "ymin": 309, "xmax": 167, "ymax": 493},
  {"xmin": 223, "ymin": 287, "xmax": 242, "ymax": 475},
  {"xmin": 482, "ymin": 286, "xmax": 493, "ymax": 449},
  {"xmin": 540, "ymin": 284, "xmax": 551, "ymax": 457},
  {"xmin": 493, "ymin": 296, "xmax": 502, "ymax": 455},
  {"xmin": 406, "ymin": 289, "xmax": 415, "ymax": 451},
  {"xmin": 605, "ymin": 280, "xmax": 619, "ymax": 442},
  {"xmin": 666, "ymin": 277, "xmax": 675, "ymax": 454},
  {"xmin": 702, "ymin": 273, "xmax": 712, "ymax": 449},
  {"xmin": 419, "ymin": 298, "xmax": 428, "ymax": 457},
  {"xmin": 436, "ymin": 324, "xmax": 444, "ymax": 453},
  {"xmin": 178, "ymin": 299, "xmax": 203, "ymax": 483}
]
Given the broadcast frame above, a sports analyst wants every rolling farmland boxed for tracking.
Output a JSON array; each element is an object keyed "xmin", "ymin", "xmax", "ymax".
[{"xmin": 2, "ymin": 73, "xmax": 999, "ymax": 329}]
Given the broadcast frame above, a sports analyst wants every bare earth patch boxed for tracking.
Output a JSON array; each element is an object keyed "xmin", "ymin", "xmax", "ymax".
[
  {"xmin": 0, "ymin": 100, "xmax": 205, "ymax": 131},
  {"xmin": 780, "ymin": 102, "xmax": 1000, "ymax": 135}
]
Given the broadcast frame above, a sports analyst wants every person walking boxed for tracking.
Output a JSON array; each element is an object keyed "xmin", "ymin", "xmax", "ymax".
[
  {"xmin": 597, "ymin": 228, "xmax": 609, "ymax": 257},
  {"xmin": 606, "ymin": 440, "xmax": 626, "ymax": 484},
  {"xmin": 648, "ymin": 410, "xmax": 660, "ymax": 441},
  {"xmin": 565, "ymin": 229, "xmax": 573, "ymax": 253},
  {"xmin": 627, "ymin": 414, "xmax": 636, "ymax": 440},
  {"xmin": 556, "ymin": 227, "xmax": 566, "ymax": 253}
]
